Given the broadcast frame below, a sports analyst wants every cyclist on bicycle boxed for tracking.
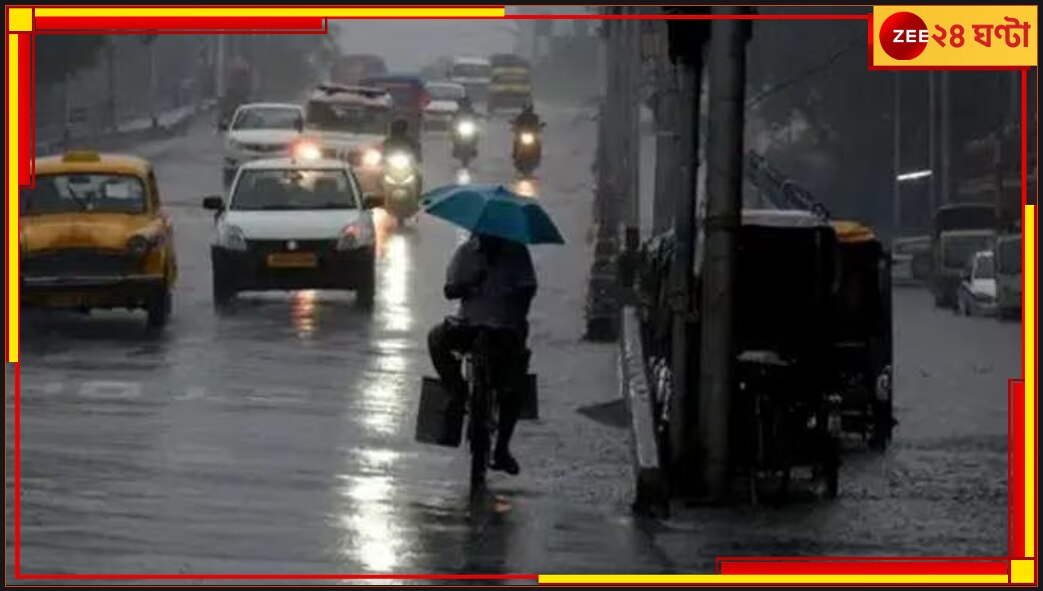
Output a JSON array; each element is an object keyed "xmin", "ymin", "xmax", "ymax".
[{"xmin": 427, "ymin": 232, "xmax": 537, "ymax": 476}]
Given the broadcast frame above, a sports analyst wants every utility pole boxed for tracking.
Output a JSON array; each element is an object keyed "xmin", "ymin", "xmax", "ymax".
[
  {"xmin": 893, "ymin": 72, "xmax": 901, "ymax": 238},
  {"xmin": 215, "ymin": 35, "xmax": 226, "ymax": 103},
  {"xmin": 621, "ymin": 8, "xmax": 642, "ymax": 290},
  {"xmin": 928, "ymin": 71, "xmax": 938, "ymax": 213},
  {"xmin": 652, "ymin": 40, "xmax": 677, "ymax": 234},
  {"xmin": 697, "ymin": 7, "xmax": 751, "ymax": 502},
  {"xmin": 662, "ymin": 5, "xmax": 710, "ymax": 493},
  {"xmin": 940, "ymin": 71, "xmax": 951, "ymax": 207}
]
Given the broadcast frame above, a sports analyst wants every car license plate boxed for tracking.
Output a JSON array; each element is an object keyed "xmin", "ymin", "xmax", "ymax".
[{"xmin": 267, "ymin": 252, "xmax": 317, "ymax": 268}]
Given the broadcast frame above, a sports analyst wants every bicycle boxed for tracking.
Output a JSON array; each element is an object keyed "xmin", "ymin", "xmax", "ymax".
[{"xmin": 461, "ymin": 328, "xmax": 500, "ymax": 498}]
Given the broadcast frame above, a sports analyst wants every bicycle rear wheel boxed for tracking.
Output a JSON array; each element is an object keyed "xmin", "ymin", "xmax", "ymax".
[{"xmin": 469, "ymin": 377, "xmax": 491, "ymax": 497}]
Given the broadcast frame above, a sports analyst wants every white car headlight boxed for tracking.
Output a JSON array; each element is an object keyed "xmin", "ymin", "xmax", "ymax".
[
  {"xmin": 362, "ymin": 149, "xmax": 382, "ymax": 167},
  {"xmin": 387, "ymin": 152, "xmax": 412, "ymax": 170},
  {"xmin": 456, "ymin": 120, "xmax": 476, "ymax": 137},
  {"xmin": 336, "ymin": 219, "xmax": 374, "ymax": 250},
  {"xmin": 217, "ymin": 223, "xmax": 247, "ymax": 251},
  {"xmin": 520, "ymin": 132, "xmax": 536, "ymax": 145}
]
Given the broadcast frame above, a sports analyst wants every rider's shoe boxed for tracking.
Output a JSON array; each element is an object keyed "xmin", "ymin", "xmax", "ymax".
[{"xmin": 491, "ymin": 450, "xmax": 520, "ymax": 475}]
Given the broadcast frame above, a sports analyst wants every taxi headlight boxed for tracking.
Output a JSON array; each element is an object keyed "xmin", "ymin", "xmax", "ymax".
[
  {"xmin": 384, "ymin": 173, "xmax": 416, "ymax": 186},
  {"xmin": 217, "ymin": 224, "xmax": 247, "ymax": 251},
  {"xmin": 362, "ymin": 149, "xmax": 382, "ymax": 167},
  {"xmin": 387, "ymin": 152, "xmax": 412, "ymax": 170},
  {"xmin": 126, "ymin": 235, "xmax": 151, "ymax": 257},
  {"xmin": 520, "ymin": 132, "xmax": 536, "ymax": 145},
  {"xmin": 293, "ymin": 141, "xmax": 322, "ymax": 161}
]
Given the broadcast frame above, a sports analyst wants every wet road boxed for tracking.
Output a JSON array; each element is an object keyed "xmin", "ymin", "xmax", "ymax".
[{"xmin": 6, "ymin": 106, "xmax": 1019, "ymax": 581}]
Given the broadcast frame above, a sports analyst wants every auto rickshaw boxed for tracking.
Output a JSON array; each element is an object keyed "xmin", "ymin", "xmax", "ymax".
[
  {"xmin": 729, "ymin": 210, "xmax": 843, "ymax": 500},
  {"xmin": 829, "ymin": 220, "xmax": 895, "ymax": 449}
]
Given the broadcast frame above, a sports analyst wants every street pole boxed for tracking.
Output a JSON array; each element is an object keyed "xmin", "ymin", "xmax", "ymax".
[
  {"xmin": 652, "ymin": 54, "xmax": 677, "ymax": 234},
  {"xmin": 928, "ymin": 71, "xmax": 938, "ymax": 213},
  {"xmin": 215, "ymin": 35, "xmax": 226, "ymax": 102},
  {"xmin": 940, "ymin": 71, "xmax": 951, "ymax": 207},
  {"xmin": 106, "ymin": 38, "xmax": 117, "ymax": 132},
  {"xmin": 893, "ymin": 72, "xmax": 901, "ymax": 238},
  {"xmin": 697, "ymin": 7, "xmax": 750, "ymax": 502},
  {"xmin": 622, "ymin": 10, "xmax": 642, "ymax": 290},
  {"xmin": 148, "ymin": 39, "xmax": 158, "ymax": 129}
]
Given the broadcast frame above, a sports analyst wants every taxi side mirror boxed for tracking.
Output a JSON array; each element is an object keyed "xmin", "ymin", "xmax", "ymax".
[
  {"xmin": 362, "ymin": 193, "xmax": 382, "ymax": 210},
  {"xmin": 203, "ymin": 195, "xmax": 224, "ymax": 211},
  {"xmin": 961, "ymin": 267, "xmax": 972, "ymax": 281},
  {"xmin": 217, "ymin": 119, "xmax": 229, "ymax": 132},
  {"xmin": 294, "ymin": 118, "xmax": 304, "ymax": 132}
]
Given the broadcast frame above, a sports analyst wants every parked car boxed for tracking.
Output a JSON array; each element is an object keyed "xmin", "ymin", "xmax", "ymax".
[{"xmin": 956, "ymin": 250, "xmax": 997, "ymax": 317}]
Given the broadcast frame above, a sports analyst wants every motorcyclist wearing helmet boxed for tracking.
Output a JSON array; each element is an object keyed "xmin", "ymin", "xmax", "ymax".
[{"xmin": 512, "ymin": 102, "xmax": 540, "ymax": 132}]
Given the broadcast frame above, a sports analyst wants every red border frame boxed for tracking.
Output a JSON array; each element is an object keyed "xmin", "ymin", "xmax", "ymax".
[{"xmin": 6, "ymin": 5, "xmax": 1037, "ymax": 584}]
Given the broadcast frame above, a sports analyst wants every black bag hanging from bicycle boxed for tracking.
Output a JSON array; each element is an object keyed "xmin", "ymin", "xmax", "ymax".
[{"xmin": 416, "ymin": 377, "xmax": 465, "ymax": 447}]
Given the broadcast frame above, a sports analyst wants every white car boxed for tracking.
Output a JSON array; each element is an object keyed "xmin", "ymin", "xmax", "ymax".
[
  {"xmin": 956, "ymin": 250, "xmax": 997, "ymax": 317},
  {"xmin": 423, "ymin": 81, "xmax": 466, "ymax": 131},
  {"xmin": 203, "ymin": 156, "xmax": 382, "ymax": 309},
  {"xmin": 221, "ymin": 103, "xmax": 305, "ymax": 186},
  {"xmin": 995, "ymin": 233, "xmax": 1022, "ymax": 320}
]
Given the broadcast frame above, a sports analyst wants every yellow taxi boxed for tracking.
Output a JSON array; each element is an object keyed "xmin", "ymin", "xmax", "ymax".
[{"xmin": 19, "ymin": 151, "xmax": 178, "ymax": 329}]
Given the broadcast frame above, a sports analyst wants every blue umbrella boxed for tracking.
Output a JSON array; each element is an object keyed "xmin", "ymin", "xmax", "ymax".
[{"xmin": 420, "ymin": 184, "xmax": 566, "ymax": 245}]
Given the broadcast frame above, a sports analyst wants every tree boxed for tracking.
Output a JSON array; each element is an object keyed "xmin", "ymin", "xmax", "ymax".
[{"xmin": 35, "ymin": 35, "xmax": 109, "ymax": 88}]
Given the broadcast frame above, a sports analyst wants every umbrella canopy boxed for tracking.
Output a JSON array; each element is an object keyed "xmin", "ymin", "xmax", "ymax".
[{"xmin": 420, "ymin": 184, "xmax": 565, "ymax": 245}]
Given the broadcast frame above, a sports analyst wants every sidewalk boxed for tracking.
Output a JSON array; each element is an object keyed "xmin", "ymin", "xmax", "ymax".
[{"xmin": 35, "ymin": 99, "xmax": 217, "ymax": 157}]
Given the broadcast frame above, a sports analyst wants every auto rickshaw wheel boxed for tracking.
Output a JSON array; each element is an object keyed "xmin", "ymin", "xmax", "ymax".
[{"xmin": 146, "ymin": 288, "xmax": 172, "ymax": 330}]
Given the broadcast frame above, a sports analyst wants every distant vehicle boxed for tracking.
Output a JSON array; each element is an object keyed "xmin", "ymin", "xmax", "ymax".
[
  {"xmin": 331, "ymin": 54, "xmax": 387, "ymax": 86},
  {"xmin": 20, "ymin": 151, "xmax": 178, "ymax": 329},
  {"xmin": 995, "ymin": 233, "xmax": 1022, "ymax": 320},
  {"xmin": 956, "ymin": 250, "xmax": 997, "ymax": 317},
  {"xmin": 424, "ymin": 81, "xmax": 466, "ymax": 131},
  {"xmin": 449, "ymin": 56, "xmax": 493, "ymax": 105},
  {"xmin": 360, "ymin": 74, "xmax": 428, "ymax": 145},
  {"xmin": 891, "ymin": 235, "xmax": 930, "ymax": 286},
  {"xmin": 203, "ymin": 156, "xmax": 382, "ymax": 309},
  {"xmin": 301, "ymin": 84, "xmax": 393, "ymax": 200},
  {"xmin": 220, "ymin": 102, "xmax": 304, "ymax": 186},
  {"xmin": 488, "ymin": 54, "xmax": 532, "ymax": 114},
  {"xmin": 930, "ymin": 203, "xmax": 997, "ymax": 308}
]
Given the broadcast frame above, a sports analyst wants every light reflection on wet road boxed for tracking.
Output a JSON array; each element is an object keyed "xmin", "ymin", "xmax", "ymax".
[{"xmin": 5, "ymin": 105, "xmax": 1018, "ymax": 582}]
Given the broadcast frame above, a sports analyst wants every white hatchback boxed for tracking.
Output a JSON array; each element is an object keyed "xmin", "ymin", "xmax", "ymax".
[
  {"xmin": 203, "ymin": 156, "xmax": 382, "ymax": 308},
  {"xmin": 221, "ymin": 103, "xmax": 304, "ymax": 186}
]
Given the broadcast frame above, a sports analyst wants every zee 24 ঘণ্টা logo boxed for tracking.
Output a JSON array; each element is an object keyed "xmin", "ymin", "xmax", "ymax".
[{"xmin": 879, "ymin": 9, "xmax": 1032, "ymax": 62}]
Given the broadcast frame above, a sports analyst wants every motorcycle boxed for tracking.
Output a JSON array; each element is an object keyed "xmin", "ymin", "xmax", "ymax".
[
  {"xmin": 452, "ymin": 117, "xmax": 479, "ymax": 166},
  {"xmin": 512, "ymin": 122, "xmax": 544, "ymax": 176},
  {"xmin": 382, "ymin": 150, "xmax": 422, "ymax": 225}
]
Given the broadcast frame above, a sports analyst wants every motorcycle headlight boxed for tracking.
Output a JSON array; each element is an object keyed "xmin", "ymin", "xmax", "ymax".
[
  {"xmin": 456, "ymin": 120, "xmax": 476, "ymax": 137},
  {"xmin": 387, "ymin": 152, "xmax": 411, "ymax": 170},
  {"xmin": 520, "ymin": 132, "xmax": 536, "ymax": 145},
  {"xmin": 362, "ymin": 149, "xmax": 382, "ymax": 167},
  {"xmin": 336, "ymin": 219, "xmax": 374, "ymax": 250},
  {"xmin": 384, "ymin": 173, "xmax": 416, "ymax": 186},
  {"xmin": 126, "ymin": 234, "xmax": 151, "ymax": 257},
  {"xmin": 217, "ymin": 223, "xmax": 247, "ymax": 252}
]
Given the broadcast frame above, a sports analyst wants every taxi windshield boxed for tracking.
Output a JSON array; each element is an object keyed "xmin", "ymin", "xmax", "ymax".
[
  {"xmin": 231, "ymin": 107, "xmax": 302, "ymax": 131},
  {"xmin": 305, "ymin": 101, "xmax": 388, "ymax": 135},
  {"xmin": 21, "ymin": 173, "xmax": 147, "ymax": 215},
  {"xmin": 230, "ymin": 169, "xmax": 358, "ymax": 211}
]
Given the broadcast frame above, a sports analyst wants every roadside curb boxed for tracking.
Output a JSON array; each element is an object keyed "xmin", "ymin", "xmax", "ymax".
[{"xmin": 619, "ymin": 305, "xmax": 669, "ymax": 517}]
